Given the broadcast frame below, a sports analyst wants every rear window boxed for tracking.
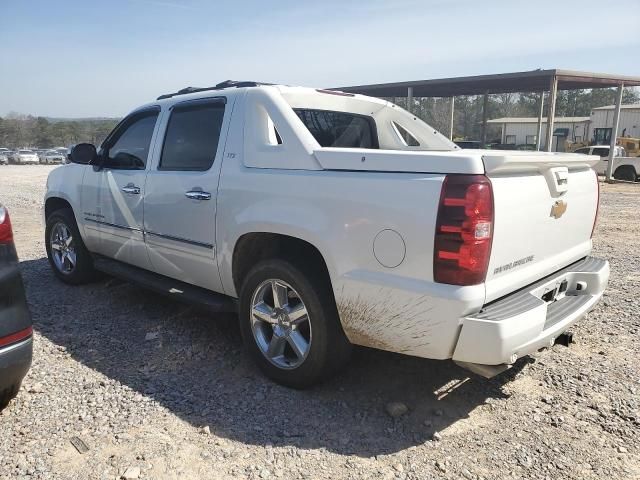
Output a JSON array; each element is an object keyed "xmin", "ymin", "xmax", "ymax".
[{"xmin": 294, "ymin": 109, "xmax": 378, "ymax": 149}]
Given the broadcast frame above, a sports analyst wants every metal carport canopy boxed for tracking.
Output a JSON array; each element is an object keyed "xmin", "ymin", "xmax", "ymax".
[
  {"xmin": 334, "ymin": 69, "xmax": 640, "ymax": 97},
  {"xmin": 334, "ymin": 69, "xmax": 640, "ymax": 181}
]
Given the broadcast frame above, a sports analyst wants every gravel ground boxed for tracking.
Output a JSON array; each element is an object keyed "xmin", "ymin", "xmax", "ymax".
[{"xmin": 0, "ymin": 165, "xmax": 638, "ymax": 480}]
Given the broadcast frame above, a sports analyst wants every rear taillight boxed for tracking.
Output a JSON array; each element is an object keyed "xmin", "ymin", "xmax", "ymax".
[
  {"xmin": 0, "ymin": 206, "xmax": 14, "ymax": 244},
  {"xmin": 591, "ymin": 171, "xmax": 600, "ymax": 238},
  {"xmin": 0, "ymin": 326, "xmax": 33, "ymax": 348},
  {"xmin": 434, "ymin": 175, "xmax": 494, "ymax": 286}
]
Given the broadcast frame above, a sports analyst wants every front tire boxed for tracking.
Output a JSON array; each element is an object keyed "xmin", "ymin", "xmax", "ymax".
[
  {"xmin": 238, "ymin": 259, "xmax": 351, "ymax": 388},
  {"xmin": 45, "ymin": 208, "xmax": 95, "ymax": 284}
]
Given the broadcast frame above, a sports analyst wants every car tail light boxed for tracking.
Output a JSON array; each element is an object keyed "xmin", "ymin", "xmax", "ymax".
[
  {"xmin": 591, "ymin": 171, "xmax": 600, "ymax": 238},
  {"xmin": 0, "ymin": 205, "xmax": 13, "ymax": 244},
  {"xmin": 434, "ymin": 175, "xmax": 494, "ymax": 286},
  {"xmin": 0, "ymin": 326, "xmax": 33, "ymax": 348}
]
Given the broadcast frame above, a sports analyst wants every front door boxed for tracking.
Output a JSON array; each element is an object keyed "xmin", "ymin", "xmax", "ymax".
[
  {"xmin": 143, "ymin": 97, "xmax": 230, "ymax": 292},
  {"xmin": 80, "ymin": 108, "xmax": 160, "ymax": 270}
]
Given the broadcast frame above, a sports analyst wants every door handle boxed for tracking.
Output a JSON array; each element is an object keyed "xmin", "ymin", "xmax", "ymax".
[
  {"xmin": 121, "ymin": 184, "xmax": 141, "ymax": 195},
  {"xmin": 185, "ymin": 190, "xmax": 211, "ymax": 201}
]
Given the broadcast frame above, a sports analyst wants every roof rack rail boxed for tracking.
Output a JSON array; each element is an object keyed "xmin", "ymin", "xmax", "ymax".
[{"xmin": 157, "ymin": 80, "xmax": 272, "ymax": 100}]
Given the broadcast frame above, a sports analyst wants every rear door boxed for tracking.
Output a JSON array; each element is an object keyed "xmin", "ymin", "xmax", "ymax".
[
  {"xmin": 143, "ymin": 97, "xmax": 231, "ymax": 292},
  {"xmin": 80, "ymin": 108, "xmax": 160, "ymax": 270}
]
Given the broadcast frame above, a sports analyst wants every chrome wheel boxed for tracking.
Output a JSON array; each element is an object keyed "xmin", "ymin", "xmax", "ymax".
[
  {"xmin": 250, "ymin": 279, "xmax": 312, "ymax": 369},
  {"xmin": 50, "ymin": 222, "xmax": 76, "ymax": 274}
]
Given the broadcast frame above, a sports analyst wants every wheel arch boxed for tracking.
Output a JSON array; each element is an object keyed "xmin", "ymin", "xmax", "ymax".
[
  {"xmin": 231, "ymin": 232, "xmax": 334, "ymax": 300},
  {"xmin": 614, "ymin": 164, "xmax": 637, "ymax": 181},
  {"xmin": 44, "ymin": 196, "xmax": 74, "ymax": 220},
  {"xmin": 44, "ymin": 195, "xmax": 87, "ymax": 244}
]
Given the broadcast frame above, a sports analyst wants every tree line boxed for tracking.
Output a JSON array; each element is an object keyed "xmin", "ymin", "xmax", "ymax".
[
  {"xmin": 1, "ymin": 87, "xmax": 638, "ymax": 148},
  {"xmin": 0, "ymin": 114, "xmax": 120, "ymax": 149}
]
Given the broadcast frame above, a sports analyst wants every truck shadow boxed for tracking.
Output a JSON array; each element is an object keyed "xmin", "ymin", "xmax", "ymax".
[{"xmin": 21, "ymin": 257, "xmax": 531, "ymax": 457}]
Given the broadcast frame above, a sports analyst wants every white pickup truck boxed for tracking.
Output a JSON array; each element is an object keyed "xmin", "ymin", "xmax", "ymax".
[
  {"xmin": 44, "ymin": 81, "xmax": 609, "ymax": 388},
  {"xmin": 573, "ymin": 145, "xmax": 640, "ymax": 182}
]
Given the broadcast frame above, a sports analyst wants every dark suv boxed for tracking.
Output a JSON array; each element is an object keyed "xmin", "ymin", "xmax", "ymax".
[{"xmin": 0, "ymin": 204, "xmax": 33, "ymax": 410}]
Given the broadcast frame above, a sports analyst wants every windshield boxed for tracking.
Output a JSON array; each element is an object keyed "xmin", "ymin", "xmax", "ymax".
[{"xmin": 19, "ymin": 150, "xmax": 33, "ymax": 154}]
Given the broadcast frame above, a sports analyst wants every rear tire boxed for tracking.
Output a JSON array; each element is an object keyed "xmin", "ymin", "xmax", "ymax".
[
  {"xmin": 238, "ymin": 259, "xmax": 351, "ymax": 389},
  {"xmin": 45, "ymin": 208, "xmax": 95, "ymax": 284},
  {"xmin": 614, "ymin": 165, "xmax": 637, "ymax": 182}
]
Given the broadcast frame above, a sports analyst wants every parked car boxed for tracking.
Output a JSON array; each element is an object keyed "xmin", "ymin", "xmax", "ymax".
[
  {"xmin": 573, "ymin": 145, "xmax": 626, "ymax": 158},
  {"xmin": 516, "ymin": 144, "xmax": 537, "ymax": 151},
  {"xmin": 12, "ymin": 149, "xmax": 39, "ymax": 165},
  {"xmin": 41, "ymin": 150, "xmax": 66, "ymax": 164},
  {"xmin": 0, "ymin": 204, "xmax": 33, "ymax": 410},
  {"xmin": 43, "ymin": 82, "xmax": 609, "ymax": 388},
  {"xmin": 490, "ymin": 143, "xmax": 517, "ymax": 150},
  {"xmin": 454, "ymin": 140, "xmax": 482, "ymax": 149},
  {"xmin": 573, "ymin": 145, "xmax": 638, "ymax": 181},
  {"xmin": 1, "ymin": 148, "xmax": 13, "ymax": 165}
]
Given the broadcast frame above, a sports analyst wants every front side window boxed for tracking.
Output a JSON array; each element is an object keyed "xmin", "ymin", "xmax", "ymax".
[
  {"xmin": 294, "ymin": 109, "xmax": 378, "ymax": 149},
  {"xmin": 105, "ymin": 111, "xmax": 159, "ymax": 169},
  {"xmin": 160, "ymin": 101, "xmax": 225, "ymax": 171}
]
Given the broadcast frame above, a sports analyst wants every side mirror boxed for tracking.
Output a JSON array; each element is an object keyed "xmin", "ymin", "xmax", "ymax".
[{"xmin": 69, "ymin": 143, "xmax": 97, "ymax": 165}]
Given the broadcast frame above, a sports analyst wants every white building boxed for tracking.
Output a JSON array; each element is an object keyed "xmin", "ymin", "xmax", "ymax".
[
  {"xmin": 589, "ymin": 104, "xmax": 640, "ymax": 144},
  {"xmin": 488, "ymin": 103, "xmax": 640, "ymax": 151},
  {"xmin": 487, "ymin": 117, "xmax": 590, "ymax": 151}
]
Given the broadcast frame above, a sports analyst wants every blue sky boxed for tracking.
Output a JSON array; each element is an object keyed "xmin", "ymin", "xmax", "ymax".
[{"xmin": 1, "ymin": 0, "xmax": 638, "ymax": 117}]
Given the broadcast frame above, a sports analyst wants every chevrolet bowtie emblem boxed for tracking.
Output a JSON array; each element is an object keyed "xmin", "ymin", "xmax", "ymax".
[{"xmin": 551, "ymin": 200, "xmax": 567, "ymax": 218}]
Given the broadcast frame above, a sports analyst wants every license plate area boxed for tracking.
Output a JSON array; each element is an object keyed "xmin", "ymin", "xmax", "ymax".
[{"xmin": 540, "ymin": 279, "xmax": 568, "ymax": 304}]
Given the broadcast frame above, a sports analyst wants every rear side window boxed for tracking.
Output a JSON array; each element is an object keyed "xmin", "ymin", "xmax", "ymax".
[
  {"xmin": 160, "ymin": 101, "xmax": 225, "ymax": 171},
  {"xmin": 294, "ymin": 109, "xmax": 378, "ymax": 149}
]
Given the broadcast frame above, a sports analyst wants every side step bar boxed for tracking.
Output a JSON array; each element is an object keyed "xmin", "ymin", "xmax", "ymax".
[{"xmin": 92, "ymin": 255, "xmax": 237, "ymax": 313}]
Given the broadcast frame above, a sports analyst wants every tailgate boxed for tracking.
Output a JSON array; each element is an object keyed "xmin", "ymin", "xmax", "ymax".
[{"xmin": 482, "ymin": 151, "xmax": 599, "ymax": 303}]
